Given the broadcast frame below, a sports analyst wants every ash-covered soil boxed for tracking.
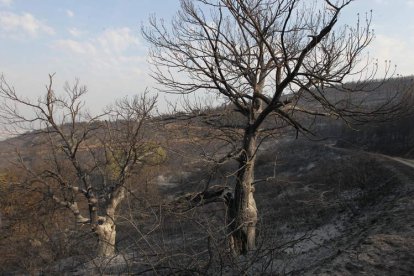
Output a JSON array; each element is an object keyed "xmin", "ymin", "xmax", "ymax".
[
  {"xmin": 1, "ymin": 134, "xmax": 413, "ymax": 275},
  {"xmin": 86, "ymin": 138, "xmax": 414, "ymax": 275},
  {"xmin": 252, "ymin": 139, "xmax": 414, "ymax": 275}
]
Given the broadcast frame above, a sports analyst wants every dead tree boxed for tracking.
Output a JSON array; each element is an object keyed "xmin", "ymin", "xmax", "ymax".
[
  {"xmin": 0, "ymin": 74, "xmax": 161, "ymax": 257},
  {"xmin": 143, "ymin": 0, "xmax": 408, "ymax": 255}
]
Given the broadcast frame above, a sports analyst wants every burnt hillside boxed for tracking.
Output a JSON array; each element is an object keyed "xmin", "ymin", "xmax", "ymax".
[{"xmin": 0, "ymin": 77, "xmax": 413, "ymax": 275}]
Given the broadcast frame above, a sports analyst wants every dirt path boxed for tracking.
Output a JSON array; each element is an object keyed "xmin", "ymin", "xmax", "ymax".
[
  {"xmin": 380, "ymin": 155, "xmax": 414, "ymax": 169},
  {"xmin": 307, "ymin": 146, "xmax": 414, "ymax": 275},
  {"xmin": 325, "ymin": 143, "xmax": 414, "ymax": 169}
]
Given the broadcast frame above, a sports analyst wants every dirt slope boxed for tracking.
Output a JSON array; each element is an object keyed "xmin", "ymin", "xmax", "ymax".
[
  {"xmin": 250, "ymin": 140, "xmax": 414, "ymax": 275},
  {"xmin": 307, "ymin": 149, "xmax": 414, "ymax": 275}
]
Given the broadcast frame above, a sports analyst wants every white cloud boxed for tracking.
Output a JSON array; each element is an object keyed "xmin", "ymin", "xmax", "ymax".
[
  {"xmin": 0, "ymin": 0, "xmax": 13, "ymax": 6},
  {"xmin": 0, "ymin": 11, "xmax": 55, "ymax": 37},
  {"xmin": 374, "ymin": 34, "xmax": 404, "ymax": 58},
  {"xmin": 66, "ymin": 9, "xmax": 74, "ymax": 18},
  {"xmin": 51, "ymin": 28, "xmax": 150, "ymax": 113},
  {"xmin": 54, "ymin": 39, "xmax": 96, "ymax": 55},
  {"xmin": 68, "ymin": 27, "xmax": 84, "ymax": 37},
  {"xmin": 63, "ymin": 27, "xmax": 140, "ymax": 51},
  {"xmin": 370, "ymin": 34, "xmax": 414, "ymax": 75},
  {"xmin": 55, "ymin": 27, "xmax": 139, "ymax": 56},
  {"xmin": 98, "ymin": 28, "xmax": 140, "ymax": 53},
  {"xmin": 53, "ymin": 27, "xmax": 144, "ymax": 76}
]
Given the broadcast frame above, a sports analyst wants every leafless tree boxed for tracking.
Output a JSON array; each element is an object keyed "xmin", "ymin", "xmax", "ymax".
[
  {"xmin": 143, "ymin": 0, "xmax": 407, "ymax": 255},
  {"xmin": 0, "ymin": 74, "xmax": 162, "ymax": 257}
]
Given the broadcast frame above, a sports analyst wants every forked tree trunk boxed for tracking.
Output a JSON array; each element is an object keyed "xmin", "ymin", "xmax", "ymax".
[
  {"xmin": 95, "ymin": 219, "xmax": 117, "ymax": 257},
  {"xmin": 93, "ymin": 188, "xmax": 125, "ymax": 257},
  {"xmin": 228, "ymin": 128, "xmax": 258, "ymax": 255}
]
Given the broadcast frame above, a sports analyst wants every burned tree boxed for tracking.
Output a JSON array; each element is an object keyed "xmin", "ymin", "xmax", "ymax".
[
  {"xmin": 143, "ymin": 0, "xmax": 405, "ymax": 255},
  {"xmin": 0, "ymin": 74, "xmax": 162, "ymax": 257}
]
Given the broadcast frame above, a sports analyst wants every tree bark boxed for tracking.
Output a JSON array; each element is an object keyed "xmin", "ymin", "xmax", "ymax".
[
  {"xmin": 228, "ymin": 128, "xmax": 258, "ymax": 255},
  {"xmin": 95, "ymin": 219, "xmax": 116, "ymax": 257},
  {"xmin": 93, "ymin": 187, "xmax": 125, "ymax": 257}
]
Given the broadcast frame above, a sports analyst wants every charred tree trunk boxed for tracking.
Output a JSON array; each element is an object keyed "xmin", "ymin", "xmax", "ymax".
[{"xmin": 228, "ymin": 127, "xmax": 258, "ymax": 255}]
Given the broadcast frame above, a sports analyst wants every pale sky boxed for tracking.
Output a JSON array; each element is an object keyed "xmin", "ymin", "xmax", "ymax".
[{"xmin": 0, "ymin": 0, "xmax": 413, "ymax": 114}]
